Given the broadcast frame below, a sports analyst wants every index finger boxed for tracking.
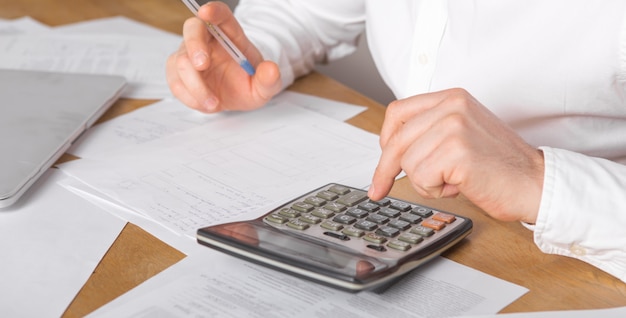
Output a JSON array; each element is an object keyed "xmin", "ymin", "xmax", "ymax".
[
  {"xmin": 380, "ymin": 89, "xmax": 455, "ymax": 147},
  {"xmin": 182, "ymin": 17, "xmax": 213, "ymax": 70}
]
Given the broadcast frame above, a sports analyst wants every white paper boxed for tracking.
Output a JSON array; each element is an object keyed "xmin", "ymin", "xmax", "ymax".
[
  {"xmin": 0, "ymin": 32, "xmax": 178, "ymax": 99},
  {"xmin": 69, "ymin": 93, "xmax": 366, "ymax": 159},
  {"xmin": 59, "ymin": 103, "xmax": 381, "ymax": 239},
  {"xmin": 460, "ymin": 307, "xmax": 626, "ymax": 318},
  {"xmin": 0, "ymin": 169, "xmax": 126, "ymax": 317},
  {"xmin": 0, "ymin": 16, "xmax": 50, "ymax": 34},
  {"xmin": 273, "ymin": 91, "xmax": 367, "ymax": 121},
  {"xmin": 53, "ymin": 16, "xmax": 181, "ymax": 40},
  {"xmin": 87, "ymin": 252, "xmax": 527, "ymax": 318}
]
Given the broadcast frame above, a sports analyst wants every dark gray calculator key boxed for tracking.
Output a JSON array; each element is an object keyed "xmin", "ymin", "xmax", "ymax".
[
  {"xmin": 357, "ymin": 202, "xmax": 380, "ymax": 212},
  {"xmin": 367, "ymin": 214, "xmax": 389, "ymax": 225},
  {"xmin": 316, "ymin": 190, "xmax": 339, "ymax": 201},
  {"xmin": 292, "ymin": 202, "xmax": 315, "ymax": 213},
  {"xmin": 388, "ymin": 219, "xmax": 411, "ymax": 231},
  {"xmin": 311, "ymin": 207, "xmax": 335, "ymax": 219},
  {"xmin": 337, "ymin": 191, "xmax": 368, "ymax": 207},
  {"xmin": 332, "ymin": 214, "xmax": 356, "ymax": 225},
  {"xmin": 304, "ymin": 196, "xmax": 326, "ymax": 207},
  {"xmin": 399, "ymin": 213, "xmax": 422, "ymax": 224},
  {"xmin": 378, "ymin": 207, "xmax": 400, "ymax": 218},
  {"xmin": 411, "ymin": 207, "xmax": 433, "ymax": 217},
  {"xmin": 354, "ymin": 219, "xmax": 378, "ymax": 231},
  {"xmin": 390, "ymin": 201, "xmax": 412, "ymax": 212},
  {"xmin": 346, "ymin": 208, "xmax": 368, "ymax": 218},
  {"xmin": 329, "ymin": 185, "xmax": 351, "ymax": 195},
  {"xmin": 411, "ymin": 225, "xmax": 435, "ymax": 237},
  {"xmin": 325, "ymin": 202, "xmax": 347, "ymax": 213},
  {"xmin": 369, "ymin": 198, "xmax": 391, "ymax": 206},
  {"xmin": 376, "ymin": 226, "xmax": 401, "ymax": 238}
]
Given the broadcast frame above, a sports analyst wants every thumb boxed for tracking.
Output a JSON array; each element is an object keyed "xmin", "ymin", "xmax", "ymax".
[{"xmin": 252, "ymin": 61, "xmax": 282, "ymax": 102}]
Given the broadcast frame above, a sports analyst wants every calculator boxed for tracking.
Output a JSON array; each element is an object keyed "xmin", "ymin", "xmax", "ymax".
[{"xmin": 197, "ymin": 183, "xmax": 473, "ymax": 292}]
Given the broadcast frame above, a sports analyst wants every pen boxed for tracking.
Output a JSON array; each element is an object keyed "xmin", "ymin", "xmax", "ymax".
[{"xmin": 181, "ymin": 0, "xmax": 256, "ymax": 75}]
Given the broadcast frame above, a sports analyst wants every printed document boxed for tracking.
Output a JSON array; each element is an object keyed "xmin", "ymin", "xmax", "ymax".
[
  {"xmin": 59, "ymin": 102, "xmax": 381, "ymax": 238},
  {"xmin": 87, "ymin": 251, "xmax": 528, "ymax": 318}
]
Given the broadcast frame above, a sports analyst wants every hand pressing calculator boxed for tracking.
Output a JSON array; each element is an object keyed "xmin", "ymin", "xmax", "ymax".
[{"xmin": 197, "ymin": 183, "xmax": 473, "ymax": 292}]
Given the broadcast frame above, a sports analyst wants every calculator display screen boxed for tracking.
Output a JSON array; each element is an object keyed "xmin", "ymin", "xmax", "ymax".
[{"xmin": 198, "ymin": 220, "xmax": 391, "ymax": 284}]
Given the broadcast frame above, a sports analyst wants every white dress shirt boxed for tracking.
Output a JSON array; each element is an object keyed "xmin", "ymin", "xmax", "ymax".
[{"xmin": 235, "ymin": 0, "xmax": 626, "ymax": 282}]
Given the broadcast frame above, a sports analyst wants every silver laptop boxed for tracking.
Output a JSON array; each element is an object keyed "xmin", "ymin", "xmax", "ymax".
[{"xmin": 0, "ymin": 69, "xmax": 126, "ymax": 208}]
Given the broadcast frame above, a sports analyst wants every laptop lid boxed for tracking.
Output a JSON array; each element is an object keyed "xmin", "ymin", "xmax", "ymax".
[{"xmin": 0, "ymin": 69, "xmax": 126, "ymax": 208}]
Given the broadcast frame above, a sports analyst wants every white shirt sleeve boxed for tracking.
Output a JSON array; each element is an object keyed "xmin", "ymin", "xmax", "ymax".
[
  {"xmin": 234, "ymin": 0, "xmax": 366, "ymax": 90},
  {"xmin": 534, "ymin": 146, "xmax": 626, "ymax": 282}
]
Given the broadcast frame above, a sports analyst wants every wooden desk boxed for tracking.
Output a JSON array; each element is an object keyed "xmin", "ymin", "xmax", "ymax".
[{"xmin": 2, "ymin": 0, "xmax": 625, "ymax": 316}]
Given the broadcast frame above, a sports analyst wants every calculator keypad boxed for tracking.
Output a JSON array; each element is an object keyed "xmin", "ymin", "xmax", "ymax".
[{"xmin": 263, "ymin": 184, "xmax": 465, "ymax": 256}]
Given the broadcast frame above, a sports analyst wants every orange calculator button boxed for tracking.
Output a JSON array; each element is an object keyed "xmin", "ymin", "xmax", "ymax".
[
  {"xmin": 433, "ymin": 212, "xmax": 456, "ymax": 224},
  {"xmin": 421, "ymin": 219, "xmax": 446, "ymax": 231}
]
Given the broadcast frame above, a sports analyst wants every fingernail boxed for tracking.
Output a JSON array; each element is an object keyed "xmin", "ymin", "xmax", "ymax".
[
  {"xmin": 193, "ymin": 51, "xmax": 208, "ymax": 67},
  {"xmin": 203, "ymin": 96, "xmax": 218, "ymax": 112},
  {"xmin": 367, "ymin": 183, "xmax": 375, "ymax": 198}
]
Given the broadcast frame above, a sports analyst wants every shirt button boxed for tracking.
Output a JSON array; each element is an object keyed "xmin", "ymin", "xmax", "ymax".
[
  {"xmin": 569, "ymin": 244, "xmax": 587, "ymax": 256},
  {"xmin": 418, "ymin": 53, "xmax": 429, "ymax": 65}
]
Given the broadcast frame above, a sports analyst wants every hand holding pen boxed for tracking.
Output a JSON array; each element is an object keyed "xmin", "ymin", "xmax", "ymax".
[{"xmin": 166, "ymin": 1, "xmax": 282, "ymax": 113}]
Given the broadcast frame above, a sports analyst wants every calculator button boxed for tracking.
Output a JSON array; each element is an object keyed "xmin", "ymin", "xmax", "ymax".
[
  {"xmin": 388, "ymin": 219, "xmax": 411, "ymax": 231},
  {"xmin": 332, "ymin": 214, "xmax": 356, "ymax": 225},
  {"xmin": 366, "ymin": 214, "xmax": 389, "ymax": 225},
  {"xmin": 390, "ymin": 201, "xmax": 412, "ymax": 212},
  {"xmin": 375, "ymin": 226, "xmax": 400, "ymax": 238},
  {"xmin": 320, "ymin": 220, "xmax": 343, "ymax": 231},
  {"xmin": 354, "ymin": 220, "xmax": 378, "ymax": 231},
  {"xmin": 433, "ymin": 212, "xmax": 456, "ymax": 224},
  {"xmin": 316, "ymin": 190, "xmax": 339, "ymax": 201},
  {"xmin": 286, "ymin": 219, "xmax": 310, "ymax": 230},
  {"xmin": 265, "ymin": 214, "xmax": 290, "ymax": 224},
  {"xmin": 357, "ymin": 202, "xmax": 380, "ymax": 212},
  {"xmin": 329, "ymin": 185, "xmax": 351, "ymax": 195},
  {"xmin": 399, "ymin": 213, "xmax": 422, "ymax": 224},
  {"xmin": 421, "ymin": 219, "xmax": 446, "ymax": 231},
  {"xmin": 325, "ymin": 202, "xmax": 347, "ymax": 213},
  {"xmin": 291, "ymin": 202, "xmax": 314, "ymax": 213},
  {"xmin": 411, "ymin": 207, "xmax": 433, "ymax": 217},
  {"xmin": 278, "ymin": 208, "xmax": 300, "ymax": 218},
  {"xmin": 337, "ymin": 191, "xmax": 368, "ymax": 207},
  {"xmin": 299, "ymin": 214, "xmax": 321, "ymax": 224},
  {"xmin": 398, "ymin": 233, "xmax": 424, "ymax": 244},
  {"xmin": 411, "ymin": 225, "xmax": 434, "ymax": 237},
  {"xmin": 369, "ymin": 198, "xmax": 391, "ymax": 206},
  {"xmin": 363, "ymin": 233, "xmax": 387, "ymax": 244},
  {"xmin": 378, "ymin": 207, "xmax": 400, "ymax": 218},
  {"xmin": 342, "ymin": 227, "xmax": 365, "ymax": 237},
  {"xmin": 346, "ymin": 208, "xmax": 369, "ymax": 218},
  {"xmin": 311, "ymin": 207, "xmax": 335, "ymax": 219},
  {"xmin": 388, "ymin": 240, "xmax": 412, "ymax": 251},
  {"xmin": 304, "ymin": 196, "xmax": 326, "ymax": 207}
]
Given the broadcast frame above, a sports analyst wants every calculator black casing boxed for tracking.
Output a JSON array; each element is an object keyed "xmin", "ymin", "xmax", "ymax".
[{"xmin": 197, "ymin": 183, "xmax": 473, "ymax": 292}]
